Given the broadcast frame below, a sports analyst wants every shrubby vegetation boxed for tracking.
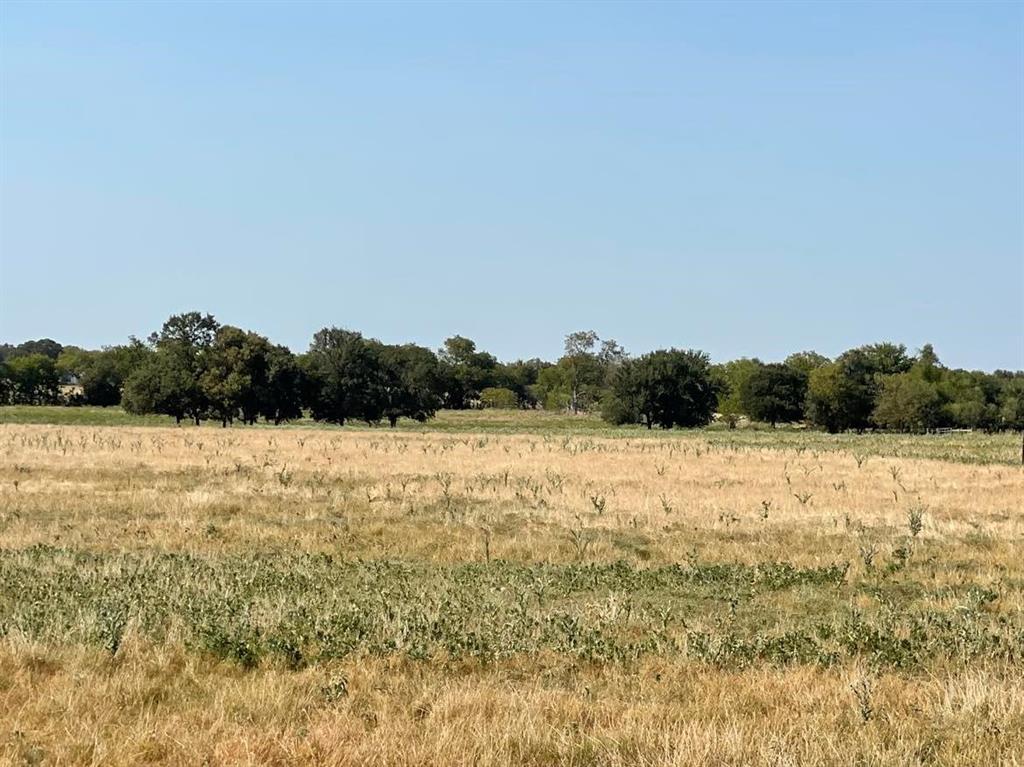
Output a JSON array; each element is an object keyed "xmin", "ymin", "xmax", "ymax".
[{"xmin": 1, "ymin": 316, "xmax": 1022, "ymax": 433}]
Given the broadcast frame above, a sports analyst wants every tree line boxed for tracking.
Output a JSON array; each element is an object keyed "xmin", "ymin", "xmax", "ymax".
[{"xmin": 1, "ymin": 312, "xmax": 1022, "ymax": 434}]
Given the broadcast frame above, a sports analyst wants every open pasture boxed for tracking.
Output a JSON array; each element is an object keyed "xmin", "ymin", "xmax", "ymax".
[{"xmin": 0, "ymin": 421, "xmax": 1022, "ymax": 765}]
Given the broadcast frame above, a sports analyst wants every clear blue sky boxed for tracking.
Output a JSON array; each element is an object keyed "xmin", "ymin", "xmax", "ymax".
[{"xmin": 1, "ymin": 1, "xmax": 1021, "ymax": 370}]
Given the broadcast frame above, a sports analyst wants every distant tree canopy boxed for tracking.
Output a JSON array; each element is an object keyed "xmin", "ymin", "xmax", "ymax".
[
  {"xmin": 713, "ymin": 358, "xmax": 763, "ymax": 425},
  {"xmin": 740, "ymin": 363, "xmax": 807, "ymax": 427},
  {"xmin": 532, "ymin": 331, "xmax": 626, "ymax": 413},
  {"xmin": 805, "ymin": 344, "xmax": 912, "ymax": 433},
  {"xmin": 495, "ymin": 359, "xmax": 549, "ymax": 409},
  {"xmin": 122, "ymin": 312, "xmax": 218, "ymax": 424},
  {"xmin": 51, "ymin": 339, "xmax": 153, "ymax": 408},
  {"xmin": 0, "ymin": 339, "xmax": 67, "ymax": 406},
  {"xmin": 783, "ymin": 351, "xmax": 831, "ymax": 378},
  {"xmin": 301, "ymin": 328, "xmax": 381, "ymax": 426},
  {"xmin": 871, "ymin": 348, "xmax": 946, "ymax": 432},
  {"xmin": 3, "ymin": 317, "xmax": 1023, "ymax": 434},
  {"xmin": 603, "ymin": 349, "xmax": 720, "ymax": 429},
  {"xmin": 301, "ymin": 330, "xmax": 444, "ymax": 427},
  {"xmin": 3, "ymin": 354, "xmax": 59, "ymax": 405},
  {"xmin": 374, "ymin": 342, "xmax": 444, "ymax": 427},
  {"xmin": 0, "ymin": 338, "xmax": 63, "ymax": 361},
  {"xmin": 437, "ymin": 336, "xmax": 498, "ymax": 409},
  {"xmin": 1001, "ymin": 378, "xmax": 1024, "ymax": 432}
]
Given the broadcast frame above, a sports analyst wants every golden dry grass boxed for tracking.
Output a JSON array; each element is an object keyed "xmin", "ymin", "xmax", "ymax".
[{"xmin": 0, "ymin": 422, "xmax": 1022, "ymax": 766}]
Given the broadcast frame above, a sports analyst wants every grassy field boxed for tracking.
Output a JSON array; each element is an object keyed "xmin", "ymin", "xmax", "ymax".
[
  {"xmin": 1, "ymin": 404, "xmax": 1021, "ymax": 464},
  {"xmin": 0, "ymin": 413, "xmax": 1022, "ymax": 765}
]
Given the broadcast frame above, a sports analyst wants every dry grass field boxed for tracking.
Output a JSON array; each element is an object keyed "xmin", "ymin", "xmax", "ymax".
[{"xmin": 0, "ymin": 418, "xmax": 1022, "ymax": 765}]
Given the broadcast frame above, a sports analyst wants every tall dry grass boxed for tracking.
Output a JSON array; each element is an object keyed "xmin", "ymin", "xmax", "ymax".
[{"xmin": 0, "ymin": 423, "xmax": 1021, "ymax": 765}]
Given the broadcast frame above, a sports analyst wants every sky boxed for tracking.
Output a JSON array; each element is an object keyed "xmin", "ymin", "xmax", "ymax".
[{"xmin": 1, "ymin": 1, "xmax": 1021, "ymax": 370}]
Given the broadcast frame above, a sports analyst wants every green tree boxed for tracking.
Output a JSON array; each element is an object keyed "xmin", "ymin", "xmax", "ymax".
[
  {"xmin": 200, "ymin": 326, "xmax": 269, "ymax": 426},
  {"xmin": 494, "ymin": 359, "xmax": 549, "ymax": 408},
  {"xmin": 154, "ymin": 312, "xmax": 219, "ymax": 350},
  {"xmin": 805, "ymin": 343, "xmax": 911, "ymax": 432},
  {"xmin": 784, "ymin": 351, "xmax": 830, "ymax": 378},
  {"xmin": 534, "ymin": 365, "xmax": 572, "ymax": 411},
  {"xmin": 260, "ymin": 345, "xmax": 305, "ymax": 424},
  {"xmin": 55, "ymin": 347, "xmax": 131, "ymax": 407},
  {"xmin": 870, "ymin": 345, "xmax": 951, "ymax": 433},
  {"xmin": 79, "ymin": 353, "xmax": 124, "ymax": 406},
  {"xmin": 942, "ymin": 369, "xmax": 1001, "ymax": 430},
  {"xmin": 562, "ymin": 330, "xmax": 599, "ymax": 413},
  {"xmin": 6, "ymin": 354, "xmax": 60, "ymax": 404},
  {"xmin": 55, "ymin": 346, "xmax": 95, "ymax": 380},
  {"xmin": 438, "ymin": 336, "xmax": 498, "ymax": 408},
  {"xmin": 0, "ymin": 360, "xmax": 12, "ymax": 404},
  {"xmin": 740, "ymin": 363, "xmax": 807, "ymax": 426},
  {"xmin": 999, "ymin": 377, "xmax": 1024, "ymax": 430},
  {"xmin": 5, "ymin": 338, "xmax": 63, "ymax": 361},
  {"xmin": 604, "ymin": 349, "xmax": 719, "ymax": 429},
  {"xmin": 534, "ymin": 332, "xmax": 625, "ymax": 413},
  {"xmin": 375, "ymin": 343, "xmax": 443, "ymax": 427},
  {"xmin": 861, "ymin": 342, "xmax": 913, "ymax": 376},
  {"xmin": 998, "ymin": 377, "xmax": 1024, "ymax": 464},
  {"xmin": 714, "ymin": 358, "xmax": 763, "ymax": 424},
  {"xmin": 107, "ymin": 338, "xmax": 154, "ymax": 385},
  {"xmin": 74, "ymin": 340, "xmax": 154, "ymax": 408},
  {"xmin": 873, "ymin": 374, "xmax": 948, "ymax": 432},
  {"xmin": 53, "ymin": 346, "xmax": 93, "ymax": 404},
  {"xmin": 805, "ymin": 363, "xmax": 851, "ymax": 433},
  {"xmin": 122, "ymin": 352, "xmax": 193, "ymax": 422},
  {"xmin": 122, "ymin": 312, "xmax": 219, "ymax": 423},
  {"xmin": 303, "ymin": 328, "xmax": 385, "ymax": 425}
]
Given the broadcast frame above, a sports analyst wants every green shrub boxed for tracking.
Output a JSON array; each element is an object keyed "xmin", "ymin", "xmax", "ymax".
[{"xmin": 479, "ymin": 387, "xmax": 519, "ymax": 409}]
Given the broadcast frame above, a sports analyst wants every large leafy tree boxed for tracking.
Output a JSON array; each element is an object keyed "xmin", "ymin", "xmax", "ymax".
[
  {"xmin": 56, "ymin": 347, "xmax": 95, "ymax": 380},
  {"xmin": 157, "ymin": 312, "xmax": 218, "ymax": 423},
  {"xmin": 122, "ymin": 312, "xmax": 219, "ymax": 423},
  {"xmin": 942, "ymin": 368, "xmax": 1002, "ymax": 430},
  {"xmin": 714, "ymin": 358, "xmax": 762, "ymax": 424},
  {"xmin": 260, "ymin": 344, "xmax": 305, "ymax": 425},
  {"xmin": 740, "ymin": 363, "xmax": 808, "ymax": 426},
  {"xmin": 860, "ymin": 342, "xmax": 913, "ymax": 377},
  {"xmin": 534, "ymin": 364, "xmax": 572, "ymax": 411},
  {"xmin": 79, "ymin": 353, "xmax": 124, "ymax": 406},
  {"xmin": 201, "ymin": 326, "xmax": 263, "ymax": 426},
  {"xmin": 153, "ymin": 312, "xmax": 219, "ymax": 350},
  {"xmin": 806, "ymin": 343, "xmax": 912, "ymax": 432},
  {"xmin": 112, "ymin": 338, "xmax": 152, "ymax": 374},
  {"xmin": 562, "ymin": 330, "xmax": 600, "ymax": 414},
  {"xmin": 122, "ymin": 351, "xmax": 195, "ymax": 422},
  {"xmin": 534, "ymin": 332, "xmax": 626, "ymax": 413},
  {"xmin": 2, "ymin": 338, "xmax": 63, "ymax": 361},
  {"xmin": 93, "ymin": 340, "xmax": 154, "ymax": 407},
  {"xmin": 604, "ymin": 349, "xmax": 719, "ymax": 429},
  {"xmin": 303, "ymin": 328, "xmax": 385, "ymax": 425},
  {"xmin": 437, "ymin": 336, "xmax": 498, "ymax": 409},
  {"xmin": 375, "ymin": 343, "xmax": 444, "ymax": 427},
  {"xmin": 872, "ymin": 346, "xmax": 949, "ymax": 432},
  {"xmin": 873, "ymin": 373, "xmax": 947, "ymax": 432},
  {"xmin": 784, "ymin": 351, "xmax": 830, "ymax": 378},
  {"xmin": 200, "ymin": 327, "xmax": 306, "ymax": 426},
  {"xmin": 805, "ymin": 363, "xmax": 848, "ymax": 433},
  {"xmin": 5, "ymin": 354, "xmax": 60, "ymax": 404}
]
